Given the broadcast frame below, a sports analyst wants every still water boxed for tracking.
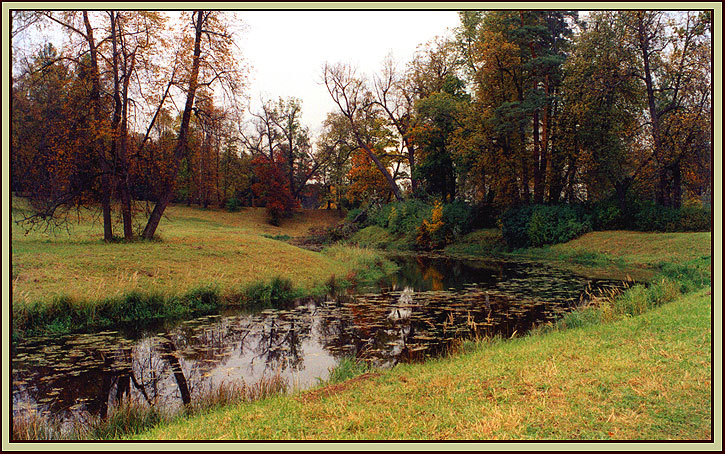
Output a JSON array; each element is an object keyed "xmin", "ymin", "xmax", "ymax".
[{"xmin": 12, "ymin": 254, "xmax": 624, "ymax": 427}]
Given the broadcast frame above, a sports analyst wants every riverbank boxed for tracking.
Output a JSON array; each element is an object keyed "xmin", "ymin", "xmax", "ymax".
[
  {"xmin": 130, "ymin": 286, "xmax": 711, "ymax": 440},
  {"xmin": 11, "ymin": 201, "xmax": 395, "ymax": 338},
  {"xmin": 124, "ymin": 229, "xmax": 712, "ymax": 441},
  {"xmin": 445, "ymin": 229, "xmax": 712, "ymax": 281}
]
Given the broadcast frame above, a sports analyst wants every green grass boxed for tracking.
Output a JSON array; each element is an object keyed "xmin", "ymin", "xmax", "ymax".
[
  {"xmin": 444, "ymin": 229, "xmax": 508, "ymax": 256},
  {"xmin": 11, "ymin": 200, "xmax": 395, "ymax": 337},
  {"xmin": 444, "ymin": 229, "xmax": 711, "ymax": 281},
  {"xmin": 131, "ymin": 286, "xmax": 711, "ymax": 440},
  {"xmin": 347, "ymin": 225, "xmax": 395, "ymax": 249}
]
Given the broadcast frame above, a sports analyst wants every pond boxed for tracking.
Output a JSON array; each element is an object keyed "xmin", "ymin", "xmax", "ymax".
[{"xmin": 11, "ymin": 254, "xmax": 626, "ymax": 432}]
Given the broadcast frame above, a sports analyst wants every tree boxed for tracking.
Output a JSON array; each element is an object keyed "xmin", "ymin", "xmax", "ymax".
[
  {"xmin": 241, "ymin": 97, "xmax": 323, "ymax": 202},
  {"xmin": 559, "ymin": 11, "xmax": 647, "ymax": 210},
  {"xmin": 12, "ymin": 44, "xmax": 96, "ymax": 230},
  {"xmin": 107, "ymin": 10, "xmax": 167, "ymax": 238},
  {"xmin": 455, "ymin": 11, "xmax": 576, "ymax": 206},
  {"xmin": 620, "ymin": 10, "xmax": 711, "ymax": 208},
  {"xmin": 323, "ymin": 62, "xmax": 404, "ymax": 201},
  {"xmin": 251, "ymin": 154, "xmax": 297, "ymax": 225},
  {"xmin": 142, "ymin": 10, "xmax": 244, "ymax": 239},
  {"xmin": 316, "ymin": 112, "xmax": 359, "ymax": 210}
]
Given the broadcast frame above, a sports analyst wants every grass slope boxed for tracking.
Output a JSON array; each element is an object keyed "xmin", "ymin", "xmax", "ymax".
[
  {"xmin": 133, "ymin": 288, "xmax": 711, "ymax": 440},
  {"xmin": 447, "ymin": 229, "xmax": 712, "ymax": 281},
  {"xmin": 11, "ymin": 201, "xmax": 400, "ymax": 337},
  {"xmin": 12, "ymin": 201, "xmax": 345, "ymax": 304}
]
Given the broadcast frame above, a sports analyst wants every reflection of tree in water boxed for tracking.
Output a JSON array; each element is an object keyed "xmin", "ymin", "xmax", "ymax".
[
  {"xmin": 13, "ymin": 259, "xmax": 626, "ymax": 434},
  {"xmin": 251, "ymin": 311, "xmax": 313, "ymax": 372},
  {"xmin": 416, "ymin": 257, "xmax": 445, "ymax": 291},
  {"xmin": 313, "ymin": 293, "xmax": 424, "ymax": 367}
]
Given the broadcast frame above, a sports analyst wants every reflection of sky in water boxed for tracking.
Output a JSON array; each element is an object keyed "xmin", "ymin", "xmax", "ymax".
[{"xmin": 12, "ymin": 254, "xmax": 627, "ymax": 431}]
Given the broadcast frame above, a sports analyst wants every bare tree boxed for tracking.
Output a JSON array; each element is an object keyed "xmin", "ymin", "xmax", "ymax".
[{"xmin": 322, "ymin": 62, "xmax": 403, "ymax": 201}]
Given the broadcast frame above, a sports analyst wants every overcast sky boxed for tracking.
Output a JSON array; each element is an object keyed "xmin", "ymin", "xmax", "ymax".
[{"xmin": 235, "ymin": 10, "xmax": 462, "ymax": 136}]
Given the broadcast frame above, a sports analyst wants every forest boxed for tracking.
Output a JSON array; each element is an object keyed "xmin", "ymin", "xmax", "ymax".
[{"xmin": 11, "ymin": 10, "xmax": 712, "ymax": 245}]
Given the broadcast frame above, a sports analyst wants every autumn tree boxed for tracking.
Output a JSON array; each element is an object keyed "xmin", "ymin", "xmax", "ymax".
[
  {"xmin": 558, "ymin": 11, "xmax": 648, "ymax": 211},
  {"xmin": 142, "ymin": 10, "xmax": 244, "ymax": 239},
  {"xmin": 620, "ymin": 10, "xmax": 711, "ymax": 208},
  {"xmin": 11, "ymin": 44, "xmax": 102, "ymax": 231},
  {"xmin": 250, "ymin": 154, "xmax": 297, "ymax": 225},
  {"xmin": 240, "ymin": 97, "xmax": 324, "ymax": 203},
  {"xmin": 323, "ymin": 62, "xmax": 404, "ymax": 201},
  {"xmin": 315, "ymin": 111, "xmax": 359, "ymax": 210},
  {"xmin": 454, "ymin": 11, "xmax": 577, "ymax": 206}
]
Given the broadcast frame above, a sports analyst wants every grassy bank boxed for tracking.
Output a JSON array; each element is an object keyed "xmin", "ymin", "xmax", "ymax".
[
  {"xmin": 131, "ymin": 285, "xmax": 711, "ymax": 440},
  {"xmin": 11, "ymin": 200, "xmax": 395, "ymax": 338},
  {"xmin": 125, "ymin": 228, "xmax": 711, "ymax": 441},
  {"xmin": 444, "ymin": 229, "xmax": 711, "ymax": 281}
]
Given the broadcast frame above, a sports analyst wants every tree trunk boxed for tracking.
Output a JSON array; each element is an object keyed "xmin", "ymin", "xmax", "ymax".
[
  {"xmin": 82, "ymin": 11, "xmax": 113, "ymax": 241},
  {"xmin": 355, "ymin": 136, "xmax": 403, "ymax": 201},
  {"xmin": 615, "ymin": 178, "xmax": 632, "ymax": 214},
  {"xmin": 532, "ymin": 109, "xmax": 544, "ymax": 204},
  {"xmin": 101, "ymin": 176, "xmax": 113, "ymax": 241},
  {"xmin": 671, "ymin": 161, "xmax": 682, "ymax": 209},
  {"xmin": 142, "ymin": 10, "xmax": 205, "ymax": 239},
  {"xmin": 110, "ymin": 12, "xmax": 134, "ymax": 239},
  {"xmin": 656, "ymin": 167, "xmax": 668, "ymax": 206}
]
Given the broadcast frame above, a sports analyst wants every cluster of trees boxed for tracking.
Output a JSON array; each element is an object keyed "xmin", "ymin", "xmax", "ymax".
[
  {"xmin": 11, "ymin": 10, "xmax": 711, "ymax": 239},
  {"xmin": 12, "ymin": 10, "xmax": 243, "ymax": 239},
  {"xmin": 318, "ymin": 10, "xmax": 711, "ymax": 217}
]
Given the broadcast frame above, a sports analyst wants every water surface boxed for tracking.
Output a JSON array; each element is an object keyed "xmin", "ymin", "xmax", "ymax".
[{"xmin": 12, "ymin": 254, "xmax": 625, "ymax": 429}]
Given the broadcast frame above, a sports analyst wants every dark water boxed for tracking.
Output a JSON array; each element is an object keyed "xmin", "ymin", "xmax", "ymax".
[{"xmin": 11, "ymin": 254, "xmax": 625, "ymax": 430}]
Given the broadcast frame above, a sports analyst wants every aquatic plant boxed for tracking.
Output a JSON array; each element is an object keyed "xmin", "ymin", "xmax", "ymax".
[{"xmin": 325, "ymin": 357, "xmax": 369, "ymax": 384}]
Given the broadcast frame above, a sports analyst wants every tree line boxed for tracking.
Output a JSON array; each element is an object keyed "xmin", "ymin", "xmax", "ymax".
[{"xmin": 11, "ymin": 10, "xmax": 712, "ymax": 239}]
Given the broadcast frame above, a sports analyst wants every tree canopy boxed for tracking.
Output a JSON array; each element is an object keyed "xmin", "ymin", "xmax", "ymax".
[{"xmin": 11, "ymin": 9, "xmax": 712, "ymax": 236}]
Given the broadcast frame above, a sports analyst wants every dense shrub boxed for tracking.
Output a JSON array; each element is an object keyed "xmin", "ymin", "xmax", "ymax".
[
  {"xmin": 632, "ymin": 201, "xmax": 711, "ymax": 232},
  {"xmin": 632, "ymin": 202, "xmax": 680, "ymax": 232},
  {"xmin": 500, "ymin": 204, "xmax": 591, "ymax": 249},
  {"xmin": 345, "ymin": 207, "xmax": 363, "ymax": 223},
  {"xmin": 442, "ymin": 200, "xmax": 475, "ymax": 236},
  {"xmin": 416, "ymin": 201, "xmax": 446, "ymax": 250},
  {"xmin": 244, "ymin": 277, "xmax": 297, "ymax": 307},
  {"xmin": 677, "ymin": 204, "xmax": 711, "ymax": 231},
  {"xmin": 589, "ymin": 200, "xmax": 625, "ymax": 230},
  {"xmin": 369, "ymin": 199, "xmax": 432, "ymax": 235},
  {"xmin": 366, "ymin": 199, "xmax": 478, "ymax": 250},
  {"xmin": 225, "ymin": 197, "xmax": 242, "ymax": 212},
  {"xmin": 588, "ymin": 198, "xmax": 710, "ymax": 232}
]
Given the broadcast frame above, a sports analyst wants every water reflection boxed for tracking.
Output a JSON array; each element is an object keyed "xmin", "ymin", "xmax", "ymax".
[{"xmin": 12, "ymin": 254, "xmax": 626, "ymax": 432}]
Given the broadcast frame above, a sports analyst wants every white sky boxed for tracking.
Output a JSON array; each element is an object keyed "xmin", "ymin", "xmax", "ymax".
[{"xmin": 235, "ymin": 10, "xmax": 462, "ymax": 136}]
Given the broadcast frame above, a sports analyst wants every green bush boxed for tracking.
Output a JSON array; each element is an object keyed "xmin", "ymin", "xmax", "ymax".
[
  {"xmin": 225, "ymin": 197, "xmax": 242, "ymax": 212},
  {"xmin": 633, "ymin": 202, "xmax": 680, "ymax": 232},
  {"xmin": 500, "ymin": 204, "xmax": 591, "ymax": 249},
  {"xmin": 441, "ymin": 200, "xmax": 475, "ymax": 238},
  {"xmin": 369, "ymin": 199, "xmax": 432, "ymax": 235},
  {"xmin": 244, "ymin": 277, "xmax": 298, "ymax": 307},
  {"xmin": 631, "ymin": 201, "xmax": 711, "ymax": 232},
  {"xmin": 589, "ymin": 200, "xmax": 625, "ymax": 230},
  {"xmin": 345, "ymin": 208, "xmax": 363, "ymax": 223},
  {"xmin": 677, "ymin": 204, "xmax": 711, "ymax": 231}
]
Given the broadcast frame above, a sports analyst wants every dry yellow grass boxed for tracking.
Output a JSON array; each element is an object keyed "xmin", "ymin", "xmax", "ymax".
[
  {"xmin": 549, "ymin": 230, "xmax": 711, "ymax": 265},
  {"xmin": 11, "ymin": 202, "xmax": 346, "ymax": 304}
]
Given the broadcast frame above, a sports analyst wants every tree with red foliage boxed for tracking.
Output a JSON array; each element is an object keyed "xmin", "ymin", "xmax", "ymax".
[{"xmin": 251, "ymin": 154, "xmax": 298, "ymax": 225}]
